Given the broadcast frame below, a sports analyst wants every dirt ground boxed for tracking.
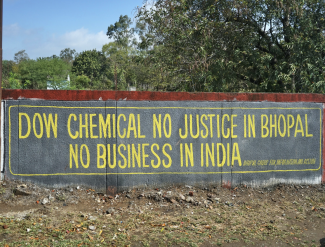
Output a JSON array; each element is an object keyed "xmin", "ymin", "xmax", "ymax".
[{"xmin": 1, "ymin": 180, "xmax": 325, "ymax": 246}]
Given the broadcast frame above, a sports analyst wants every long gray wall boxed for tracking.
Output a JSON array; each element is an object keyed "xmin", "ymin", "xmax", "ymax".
[{"xmin": 3, "ymin": 100, "xmax": 323, "ymax": 192}]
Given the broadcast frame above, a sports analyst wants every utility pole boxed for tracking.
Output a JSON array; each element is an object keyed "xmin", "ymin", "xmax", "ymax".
[
  {"xmin": 0, "ymin": 0, "xmax": 2, "ymax": 100},
  {"xmin": 0, "ymin": 0, "xmax": 2, "ymax": 97},
  {"xmin": 0, "ymin": 0, "xmax": 3, "ymax": 178}
]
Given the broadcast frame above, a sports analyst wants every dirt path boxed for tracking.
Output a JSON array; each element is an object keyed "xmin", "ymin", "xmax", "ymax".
[{"xmin": 0, "ymin": 180, "xmax": 325, "ymax": 246}]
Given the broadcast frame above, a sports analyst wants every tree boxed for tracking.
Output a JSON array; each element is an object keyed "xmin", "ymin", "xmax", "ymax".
[
  {"xmin": 102, "ymin": 42, "xmax": 129, "ymax": 90},
  {"xmin": 45, "ymin": 57, "xmax": 72, "ymax": 89},
  {"xmin": 60, "ymin": 48, "xmax": 77, "ymax": 64},
  {"xmin": 106, "ymin": 15, "xmax": 137, "ymax": 90},
  {"xmin": 2, "ymin": 72, "xmax": 21, "ymax": 89},
  {"xmin": 19, "ymin": 57, "xmax": 71, "ymax": 89},
  {"xmin": 137, "ymin": 0, "xmax": 325, "ymax": 93},
  {"xmin": 107, "ymin": 15, "xmax": 136, "ymax": 48},
  {"xmin": 71, "ymin": 49, "xmax": 110, "ymax": 89},
  {"xmin": 104, "ymin": 15, "xmax": 174, "ymax": 91},
  {"xmin": 14, "ymin": 50, "xmax": 29, "ymax": 64},
  {"xmin": 73, "ymin": 75, "xmax": 91, "ymax": 89},
  {"xmin": 2, "ymin": 60, "xmax": 15, "ymax": 79}
]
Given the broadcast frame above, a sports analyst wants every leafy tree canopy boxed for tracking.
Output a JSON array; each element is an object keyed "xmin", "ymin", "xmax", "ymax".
[
  {"xmin": 60, "ymin": 48, "xmax": 78, "ymax": 64},
  {"xmin": 137, "ymin": 0, "xmax": 325, "ymax": 93},
  {"xmin": 14, "ymin": 50, "xmax": 29, "ymax": 64},
  {"xmin": 107, "ymin": 15, "xmax": 137, "ymax": 48},
  {"xmin": 19, "ymin": 57, "xmax": 70, "ymax": 89},
  {"xmin": 71, "ymin": 49, "xmax": 110, "ymax": 89}
]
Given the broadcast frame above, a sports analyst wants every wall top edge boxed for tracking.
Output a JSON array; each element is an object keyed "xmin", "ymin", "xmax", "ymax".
[{"xmin": 2, "ymin": 89, "xmax": 325, "ymax": 103}]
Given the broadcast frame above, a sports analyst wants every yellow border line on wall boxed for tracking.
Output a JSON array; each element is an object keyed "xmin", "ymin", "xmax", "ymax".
[{"xmin": 8, "ymin": 105, "xmax": 322, "ymax": 176}]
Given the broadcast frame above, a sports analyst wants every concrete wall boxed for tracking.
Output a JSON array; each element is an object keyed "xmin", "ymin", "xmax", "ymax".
[{"xmin": 1, "ymin": 90, "xmax": 325, "ymax": 193}]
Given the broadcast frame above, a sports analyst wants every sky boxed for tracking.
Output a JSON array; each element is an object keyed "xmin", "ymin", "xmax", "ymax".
[{"xmin": 3, "ymin": 0, "xmax": 145, "ymax": 61}]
